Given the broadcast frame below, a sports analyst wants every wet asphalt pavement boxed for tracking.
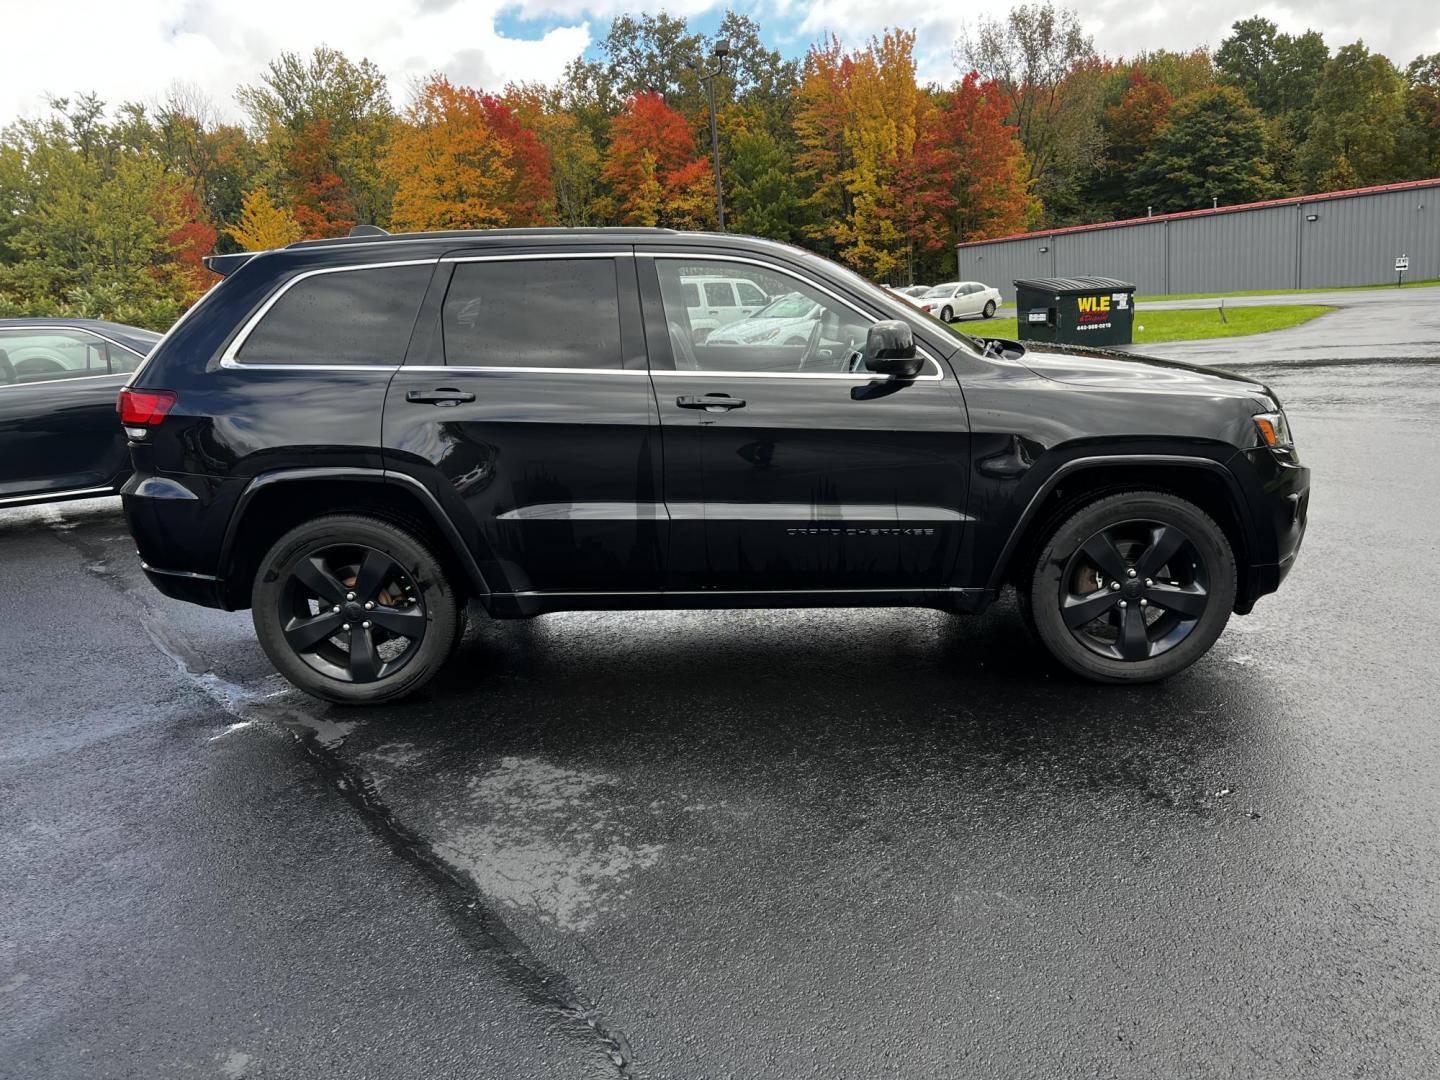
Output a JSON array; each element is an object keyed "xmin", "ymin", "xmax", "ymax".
[{"xmin": 4, "ymin": 333, "xmax": 1440, "ymax": 1077}]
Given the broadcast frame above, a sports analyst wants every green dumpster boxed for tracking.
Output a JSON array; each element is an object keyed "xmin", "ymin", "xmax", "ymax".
[{"xmin": 1015, "ymin": 276, "xmax": 1136, "ymax": 347}]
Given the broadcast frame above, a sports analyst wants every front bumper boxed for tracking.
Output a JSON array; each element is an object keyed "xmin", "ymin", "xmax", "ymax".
[{"xmin": 1232, "ymin": 446, "xmax": 1309, "ymax": 613}]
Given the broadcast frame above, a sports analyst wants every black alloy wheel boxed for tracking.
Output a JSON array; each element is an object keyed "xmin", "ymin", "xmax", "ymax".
[
  {"xmin": 281, "ymin": 544, "xmax": 427, "ymax": 683},
  {"xmin": 252, "ymin": 514, "xmax": 461, "ymax": 704},
  {"xmin": 1059, "ymin": 520, "xmax": 1209, "ymax": 662},
  {"xmin": 1028, "ymin": 491, "xmax": 1236, "ymax": 683}
]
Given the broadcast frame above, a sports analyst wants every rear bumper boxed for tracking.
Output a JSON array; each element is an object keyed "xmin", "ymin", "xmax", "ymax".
[
  {"xmin": 140, "ymin": 561, "xmax": 228, "ymax": 609},
  {"xmin": 122, "ymin": 468, "xmax": 238, "ymax": 608}
]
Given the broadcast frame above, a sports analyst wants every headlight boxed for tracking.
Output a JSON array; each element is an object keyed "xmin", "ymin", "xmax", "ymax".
[{"xmin": 1253, "ymin": 411, "xmax": 1293, "ymax": 448}]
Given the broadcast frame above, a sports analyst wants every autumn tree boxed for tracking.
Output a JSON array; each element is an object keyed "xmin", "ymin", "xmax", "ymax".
[
  {"xmin": 1406, "ymin": 54, "xmax": 1440, "ymax": 178},
  {"xmin": 505, "ymin": 83, "xmax": 601, "ymax": 226},
  {"xmin": 957, "ymin": 2, "xmax": 1104, "ymax": 223},
  {"xmin": 0, "ymin": 98, "xmax": 201, "ymax": 328},
  {"xmin": 1298, "ymin": 43, "xmax": 1411, "ymax": 189},
  {"xmin": 793, "ymin": 37, "xmax": 855, "ymax": 256},
  {"xmin": 794, "ymin": 32, "xmax": 930, "ymax": 279},
  {"xmin": 1088, "ymin": 68, "xmax": 1174, "ymax": 217},
  {"xmin": 899, "ymin": 74, "xmax": 1031, "ymax": 281},
  {"xmin": 286, "ymin": 119, "xmax": 355, "ymax": 238},
  {"xmin": 383, "ymin": 75, "xmax": 551, "ymax": 232},
  {"xmin": 836, "ymin": 31, "xmax": 924, "ymax": 279},
  {"xmin": 1136, "ymin": 86, "xmax": 1279, "ymax": 211},
  {"xmin": 599, "ymin": 93, "xmax": 713, "ymax": 228},
  {"xmin": 226, "ymin": 185, "xmax": 302, "ymax": 251},
  {"xmin": 236, "ymin": 46, "xmax": 395, "ymax": 226}
]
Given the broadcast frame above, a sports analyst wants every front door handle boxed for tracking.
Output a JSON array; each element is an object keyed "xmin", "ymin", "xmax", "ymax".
[
  {"xmin": 677, "ymin": 394, "xmax": 746, "ymax": 412},
  {"xmin": 406, "ymin": 388, "xmax": 475, "ymax": 406}
]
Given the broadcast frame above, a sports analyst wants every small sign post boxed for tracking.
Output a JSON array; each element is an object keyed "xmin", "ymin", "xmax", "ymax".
[{"xmin": 1396, "ymin": 254, "xmax": 1410, "ymax": 287}]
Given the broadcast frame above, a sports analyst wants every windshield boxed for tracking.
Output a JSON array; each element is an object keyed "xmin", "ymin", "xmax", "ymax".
[
  {"xmin": 752, "ymin": 292, "xmax": 815, "ymax": 319},
  {"xmin": 922, "ymin": 285, "xmax": 955, "ymax": 298}
]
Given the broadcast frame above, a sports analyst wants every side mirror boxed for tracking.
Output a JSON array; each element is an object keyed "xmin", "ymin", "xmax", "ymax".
[{"xmin": 863, "ymin": 320, "xmax": 921, "ymax": 377}]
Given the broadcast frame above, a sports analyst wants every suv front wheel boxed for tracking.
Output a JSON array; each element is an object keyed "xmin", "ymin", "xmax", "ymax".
[
  {"xmin": 252, "ymin": 514, "xmax": 461, "ymax": 704},
  {"xmin": 1028, "ymin": 492, "xmax": 1236, "ymax": 683}
]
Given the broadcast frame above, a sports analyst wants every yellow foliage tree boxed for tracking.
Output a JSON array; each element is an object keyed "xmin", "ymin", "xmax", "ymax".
[
  {"xmin": 225, "ymin": 186, "xmax": 302, "ymax": 251},
  {"xmin": 793, "ymin": 30, "xmax": 924, "ymax": 279},
  {"xmin": 384, "ymin": 75, "xmax": 515, "ymax": 232}
]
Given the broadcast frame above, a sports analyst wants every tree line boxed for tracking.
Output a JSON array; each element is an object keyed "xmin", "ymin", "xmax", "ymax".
[{"xmin": 2, "ymin": 4, "xmax": 1438, "ymax": 329}]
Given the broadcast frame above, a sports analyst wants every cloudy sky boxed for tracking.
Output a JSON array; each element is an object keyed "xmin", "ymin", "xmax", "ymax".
[{"xmin": 2, "ymin": 0, "xmax": 1437, "ymax": 125}]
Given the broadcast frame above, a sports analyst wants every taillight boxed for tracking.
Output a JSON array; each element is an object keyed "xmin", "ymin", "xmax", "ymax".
[{"xmin": 118, "ymin": 388, "xmax": 176, "ymax": 438}]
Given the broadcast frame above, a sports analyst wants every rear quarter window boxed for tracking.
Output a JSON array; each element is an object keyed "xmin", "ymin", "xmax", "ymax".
[{"xmin": 236, "ymin": 263, "xmax": 434, "ymax": 366}]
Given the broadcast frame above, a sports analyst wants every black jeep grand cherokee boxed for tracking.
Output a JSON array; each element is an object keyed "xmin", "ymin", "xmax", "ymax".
[{"xmin": 120, "ymin": 228, "xmax": 1308, "ymax": 703}]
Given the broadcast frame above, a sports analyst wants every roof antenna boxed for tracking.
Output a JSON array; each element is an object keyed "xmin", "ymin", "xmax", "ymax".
[{"xmin": 349, "ymin": 224, "xmax": 389, "ymax": 237}]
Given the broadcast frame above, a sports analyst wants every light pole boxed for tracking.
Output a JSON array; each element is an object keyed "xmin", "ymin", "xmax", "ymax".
[{"xmin": 691, "ymin": 40, "xmax": 730, "ymax": 231}]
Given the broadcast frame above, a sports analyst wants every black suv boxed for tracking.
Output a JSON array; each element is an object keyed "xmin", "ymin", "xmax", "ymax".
[{"xmin": 120, "ymin": 228, "xmax": 1308, "ymax": 703}]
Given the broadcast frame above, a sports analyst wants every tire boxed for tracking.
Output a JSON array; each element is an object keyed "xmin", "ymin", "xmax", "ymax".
[
  {"xmin": 983, "ymin": 300, "xmax": 996, "ymax": 318},
  {"xmin": 940, "ymin": 305, "xmax": 954, "ymax": 322},
  {"xmin": 252, "ymin": 514, "xmax": 462, "ymax": 705},
  {"xmin": 1028, "ymin": 491, "xmax": 1236, "ymax": 684}
]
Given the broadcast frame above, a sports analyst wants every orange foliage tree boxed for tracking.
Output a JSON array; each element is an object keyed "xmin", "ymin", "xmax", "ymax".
[
  {"xmin": 286, "ymin": 119, "xmax": 355, "ymax": 239},
  {"xmin": 898, "ymin": 72, "xmax": 1032, "ymax": 278},
  {"xmin": 167, "ymin": 189, "xmax": 219, "ymax": 297},
  {"xmin": 383, "ymin": 75, "xmax": 553, "ymax": 232},
  {"xmin": 600, "ymin": 93, "xmax": 714, "ymax": 228}
]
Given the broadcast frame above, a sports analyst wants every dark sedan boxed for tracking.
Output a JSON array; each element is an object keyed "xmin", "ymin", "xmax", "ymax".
[{"xmin": 0, "ymin": 317, "xmax": 160, "ymax": 508}]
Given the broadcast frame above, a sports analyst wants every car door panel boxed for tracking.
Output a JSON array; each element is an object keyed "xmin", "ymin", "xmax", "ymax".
[
  {"xmin": 0, "ymin": 328, "xmax": 139, "ymax": 500},
  {"xmin": 382, "ymin": 251, "xmax": 666, "ymax": 595},
  {"xmin": 641, "ymin": 255, "xmax": 970, "ymax": 594}
]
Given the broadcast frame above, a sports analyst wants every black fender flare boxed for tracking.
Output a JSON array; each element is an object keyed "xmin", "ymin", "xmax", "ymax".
[
  {"xmin": 219, "ymin": 466, "xmax": 491, "ymax": 597},
  {"xmin": 984, "ymin": 453, "xmax": 1256, "ymax": 593}
]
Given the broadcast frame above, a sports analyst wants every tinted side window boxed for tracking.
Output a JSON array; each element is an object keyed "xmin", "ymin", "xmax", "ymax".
[
  {"xmin": 703, "ymin": 282, "xmax": 735, "ymax": 307},
  {"xmin": 442, "ymin": 258, "xmax": 622, "ymax": 370},
  {"xmin": 237, "ymin": 263, "xmax": 433, "ymax": 366},
  {"xmin": 655, "ymin": 259, "xmax": 872, "ymax": 374},
  {"xmin": 681, "ymin": 282, "xmax": 701, "ymax": 308}
]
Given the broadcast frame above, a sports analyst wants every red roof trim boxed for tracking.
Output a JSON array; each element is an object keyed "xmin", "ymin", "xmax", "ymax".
[{"xmin": 956, "ymin": 176, "xmax": 1440, "ymax": 248}]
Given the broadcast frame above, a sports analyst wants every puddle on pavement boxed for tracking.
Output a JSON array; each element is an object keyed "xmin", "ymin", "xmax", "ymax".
[{"xmin": 415, "ymin": 756, "xmax": 664, "ymax": 932}]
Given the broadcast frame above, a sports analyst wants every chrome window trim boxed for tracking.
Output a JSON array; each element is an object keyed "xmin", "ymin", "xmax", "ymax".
[
  {"xmin": 0, "ymin": 325, "xmax": 146, "ymax": 390},
  {"xmin": 441, "ymin": 250, "xmax": 631, "ymax": 263},
  {"xmin": 218, "ymin": 258, "xmax": 438, "ymax": 371},
  {"xmin": 0, "ymin": 484, "xmax": 115, "ymax": 505},
  {"xmin": 403, "ymin": 365, "xmax": 646, "ymax": 376},
  {"xmin": 639, "ymin": 251, "xmax": 946, "ymax": 382}
]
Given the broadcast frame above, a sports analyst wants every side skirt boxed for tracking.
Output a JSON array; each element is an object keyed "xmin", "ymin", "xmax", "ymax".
[{"xmin": 484, "ymin": 587, "xmax": 993, "ymax": 619}]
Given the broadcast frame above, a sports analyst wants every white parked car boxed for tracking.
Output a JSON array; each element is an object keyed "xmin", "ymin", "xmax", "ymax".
[
  {"xmin": 882, "ymin": 284, "xmax": 929, "ymax": 307},
  {"xmin": 918, "ymin": 281, "xmax": 1001, "ymax": 321},
  {"xmin": 679, "ymin": 275, "xmax": 769, "ymax": 340},
  {"xmin": 706, "ymin": 292, "xmax": 823, "ymax": 347}
]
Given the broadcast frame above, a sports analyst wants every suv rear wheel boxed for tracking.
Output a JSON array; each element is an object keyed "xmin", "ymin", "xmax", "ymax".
[
  {"xmin": 1028, "ymin": 492, "xmax": 1236, "ymax": 683},
  {"xmin": 252, "ymin": 514, "xmax": 461, "ymax": 704}
]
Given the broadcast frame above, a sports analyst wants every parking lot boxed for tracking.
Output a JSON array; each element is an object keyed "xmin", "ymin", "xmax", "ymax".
[{"xmin": 4, "ymin": 308, "xmax": 1440, "ymax": 1078}]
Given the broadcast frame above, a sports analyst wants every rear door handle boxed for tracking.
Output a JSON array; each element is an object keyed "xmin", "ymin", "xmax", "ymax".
[
  {"xmin": 677, "ymin": 395, "xmax": 746, "ymax": 412},
  {"xmin": 406, "ymin": 388, "xmax": 475, "ymax": 406}
]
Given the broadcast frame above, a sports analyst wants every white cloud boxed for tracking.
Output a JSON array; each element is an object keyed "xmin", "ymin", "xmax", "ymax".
[
  {"xmin": 1, "ymin": 0, "xmax": 1436, "ymax": 127},
  {"xmin": 0, "ymin": 0, "xmax": 594, "ymax": 125}
]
